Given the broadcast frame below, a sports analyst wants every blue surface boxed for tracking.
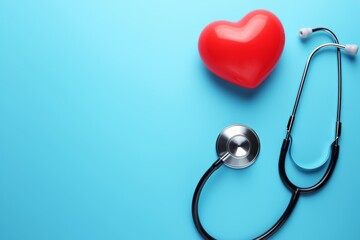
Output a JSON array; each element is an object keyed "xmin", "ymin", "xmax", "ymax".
[{"xmin": 0, "ymin": 1, "xmax": 359, "ymax": 239}]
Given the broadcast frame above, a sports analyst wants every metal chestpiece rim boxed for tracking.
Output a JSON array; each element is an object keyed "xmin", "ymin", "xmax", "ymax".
[{"xmin": 216, "ymin": 124, "xmax": 260, "ymax": 169}]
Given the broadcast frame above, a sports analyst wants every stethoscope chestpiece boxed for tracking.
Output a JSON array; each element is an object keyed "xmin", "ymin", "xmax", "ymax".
[{"xmin": 216, "ymin": 124, "xmax": 260, "ymax": 169}]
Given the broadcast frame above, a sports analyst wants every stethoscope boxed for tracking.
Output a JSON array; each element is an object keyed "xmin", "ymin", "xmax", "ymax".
[{"xmin": 192, "ymin": 27, "xmax": 358, "ymax": 239}]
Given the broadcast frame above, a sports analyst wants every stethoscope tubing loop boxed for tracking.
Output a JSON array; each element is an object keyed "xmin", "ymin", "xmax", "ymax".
[
  {"xmin": 192, "ymin": 138, "xmax": 340, "ymax": 240},
  {"xmin": 279, "ymin": 139, "xmax": 340, "ymax": 194}
]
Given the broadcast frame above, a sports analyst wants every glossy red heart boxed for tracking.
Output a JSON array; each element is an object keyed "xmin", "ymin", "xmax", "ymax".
[{"xmin": 198, "ymin": 10, "xmax": 285, "ymax": 88}]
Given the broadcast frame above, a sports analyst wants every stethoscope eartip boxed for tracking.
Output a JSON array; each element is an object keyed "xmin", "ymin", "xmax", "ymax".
[
  {"xmin": 345, "ymin": 44, "xmax": 359, "ymax": 55},
  {"xmin": 299, "ymin": 28, "xmax": 313, "ymax": 38}
]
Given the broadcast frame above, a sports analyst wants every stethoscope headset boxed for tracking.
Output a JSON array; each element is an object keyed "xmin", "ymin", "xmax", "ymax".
[{"xmin": 192, "ymin": 27, "xmax": 358, "ymax": 239}]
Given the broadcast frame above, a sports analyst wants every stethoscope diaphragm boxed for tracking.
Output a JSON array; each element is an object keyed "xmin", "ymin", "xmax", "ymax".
[{"xmin": 216, "ymin": 124, "xmax": 260, "ymax": 169}]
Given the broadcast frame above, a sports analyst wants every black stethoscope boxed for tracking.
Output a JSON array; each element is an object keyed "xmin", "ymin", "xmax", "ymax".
[{"xmin": 192, "ymin": 27, "xmax": 358, "ymax": 239}]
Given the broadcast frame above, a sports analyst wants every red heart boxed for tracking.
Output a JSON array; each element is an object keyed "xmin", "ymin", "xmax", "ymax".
[{"xmin": 198, "ymin": 10, "xmax": 285, "ymax": 88}]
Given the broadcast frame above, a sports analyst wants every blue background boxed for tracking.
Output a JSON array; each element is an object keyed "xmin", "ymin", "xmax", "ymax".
[{"xmin": 0, "ymin": 1, "xmax": 359, "ymax": 239}]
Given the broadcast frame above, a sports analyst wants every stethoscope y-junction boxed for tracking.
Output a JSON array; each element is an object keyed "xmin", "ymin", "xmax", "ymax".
[{"xmin": 192, "ymin": 27, "xmax": 358, "ymax": 239}]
